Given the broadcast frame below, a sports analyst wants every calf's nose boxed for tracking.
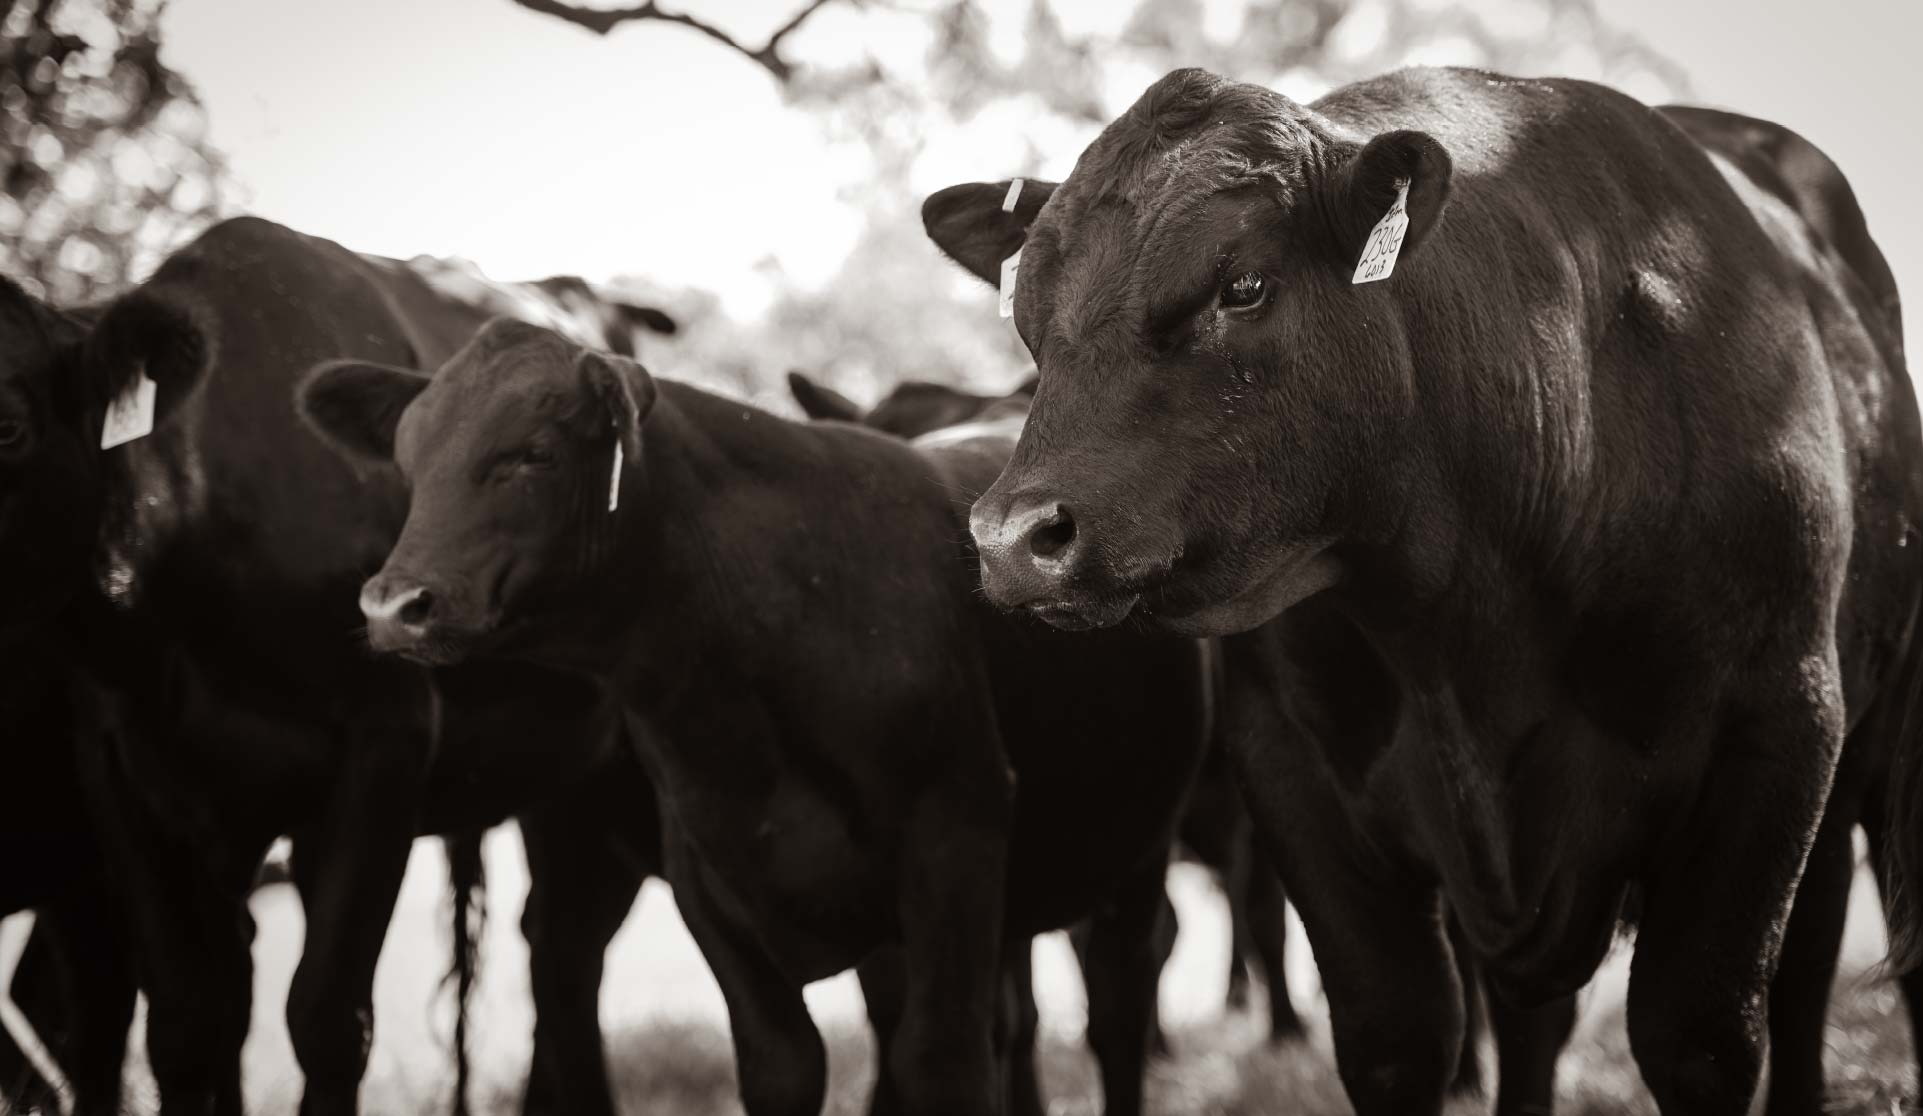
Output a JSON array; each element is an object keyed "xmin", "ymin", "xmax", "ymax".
[
  {"xmin": 968, "ymin": 496, "xmax": 1084, "ymax": 606},
  {"xmin": 359, "ymin": 573, "xmax": 436, "ymax": 650}
]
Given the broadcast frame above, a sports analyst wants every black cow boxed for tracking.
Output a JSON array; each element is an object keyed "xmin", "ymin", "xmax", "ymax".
[
  {"xmin": 300, "ymin": 317, "xmax": 1214, "ymax": 1116},
  {"xmin": 0, "ymin": 216, "xmax": 678, "ymax": 1116},
  {"xmin": 787, "ymin": 368, "xmax": 1306, "ymax": 1045},
  {"xmin": 928, "ymin": 67, "xmax": 1922, "ymax": 1116}
]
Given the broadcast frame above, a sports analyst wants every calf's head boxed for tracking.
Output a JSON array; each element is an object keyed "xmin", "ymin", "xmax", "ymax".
[
  {"xmin": 930, "ymin": 68, "xmax": 1452, "ymax": 635},
  {"xmin": 300, "ymin": 318, "xmax": 651, "ymax": 665}
]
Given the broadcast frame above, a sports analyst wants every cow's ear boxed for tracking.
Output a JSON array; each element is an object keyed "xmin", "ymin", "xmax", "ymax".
[
  {"xmin": 578, "ymin": 349, "xmax": 655, "ymax": 457},
  {"xmin": 786, "ymin": 371, "xmax": 863, "ymax": 422},
  {"xmin": 1328, "ymin": 130, "xmax": 1452, "ymax": 274},
  {"xmin": 299, "ymin": 360, "xmax": 431, "ymax": 464},
  {"xmin": 922, "ymin": 178, "xmax": 1058, "ymax": 286},
  {"xmin": 83, "ymin": 291, "xmax": 214, "ymax": 430},
  {"xmin": 616, "ymin": 303, "xmax": 677, "ymax": 336}
]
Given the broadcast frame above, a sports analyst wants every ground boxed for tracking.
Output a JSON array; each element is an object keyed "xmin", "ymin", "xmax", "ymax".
[{"xmin": 1, "ymin": 829, "xmax": 1914, "ymax": 1114}]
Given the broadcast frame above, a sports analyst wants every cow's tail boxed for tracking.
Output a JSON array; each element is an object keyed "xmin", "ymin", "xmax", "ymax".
[
  {"xmin": 441, "ymin": 828, "xmax": 488, "ymax": 1116},
  {"xmin": 1882, "ymin": 596, "xmax": 1923, "ymax": 974}
]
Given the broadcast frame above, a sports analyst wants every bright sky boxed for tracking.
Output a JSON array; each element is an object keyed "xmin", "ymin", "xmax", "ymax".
[{"xmin": 163, "ymin": 0, "xmax": 1920, "ymax": 337}]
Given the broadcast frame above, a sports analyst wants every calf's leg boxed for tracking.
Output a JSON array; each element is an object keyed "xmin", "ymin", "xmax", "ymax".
[
  {"xmin": 1081, "ymin": 857, "xmax": 1171, "ymax": 1116},
  {"xmin": 670, "ymin": 849, "xmax": 824, "ymax": 1116},
  {"xmin": 519, "ymin": 760, "xmax": 657, "ymax": 1116}
]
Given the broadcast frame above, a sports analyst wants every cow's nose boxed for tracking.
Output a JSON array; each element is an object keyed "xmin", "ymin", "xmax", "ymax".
[
  {"xmin": 969, "ymin": 496, "xmax": 1083, "ymax": 607},
  {"xmin": 360, "ymin": 574, "xmax": 435, "ymax": 648}
]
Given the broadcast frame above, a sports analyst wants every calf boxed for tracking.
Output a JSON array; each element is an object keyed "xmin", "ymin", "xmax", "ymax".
[
  {"xmin": 929, "ymin": 67, "xmax": 1922, "ymax": 1115},
  {"xmin": 301, "ymin": 317, "xmax": 1212, "ymax": 1116},
  {"xmin": 0, "ymin": 217, "xmax": 676, "ymax": 1116}
]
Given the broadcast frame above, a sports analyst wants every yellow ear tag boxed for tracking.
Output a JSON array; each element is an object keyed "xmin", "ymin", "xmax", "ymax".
[
  {"xmin": 1002, "ymin": 178, "xmax": 1024, "ymax": 213},
  {"xmin": 1351, "ymin": 180, "xmax": 1411, "ymax": 285},
  {"xmin": 999, "ymin": 249, "xmax": 1021, "ymax": 318},
  {"xmin": 608, "ymin": 440, "xmax": 623, "ymax": 513},
  {"xmin": 100, "ymin": 371, "xmax": 157, "ymax": 449}
]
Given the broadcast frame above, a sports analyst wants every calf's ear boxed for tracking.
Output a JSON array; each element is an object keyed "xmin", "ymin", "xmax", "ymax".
[
  {"xmin": 299, "ymin": 360, "xmax": 432, "ymax": 464},
  {"xmin": 923, "ymin": 178, "xmax": 1058, "ymax": 286},
  {"xmin": 786, "ymin": 371, "xmax": 863, "ymax": 423},
  {"xmin": 84, "ymin": 290, "xmax": 215, "ymax": 433},
  {"xmin": 578, "ymin": 349, "xmax": 656, "ymax": 458},
  {"xmin": 1329, "ymin": 130, "xmax": 1452, "ymax": 275}
]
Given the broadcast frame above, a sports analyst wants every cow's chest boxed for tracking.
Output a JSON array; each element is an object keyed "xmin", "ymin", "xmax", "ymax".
[{"xmin": 1380, "ymin": 695, "xmax": 1676, "ymax": 993}]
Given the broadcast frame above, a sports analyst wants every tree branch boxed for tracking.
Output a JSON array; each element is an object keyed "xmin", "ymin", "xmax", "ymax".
[{"xmin": 509, "ymin": 0, "xmax": 837, "ymax": 82}]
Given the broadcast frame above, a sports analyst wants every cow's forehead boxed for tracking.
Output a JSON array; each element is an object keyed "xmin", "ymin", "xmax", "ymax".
[
  {"xmin": 420, "ymin": 323, "xmax": 580, "ymax": 432},
  {"xmin": 1053, "ymin": 70, "xmax": 1313, "ymax": 220}
]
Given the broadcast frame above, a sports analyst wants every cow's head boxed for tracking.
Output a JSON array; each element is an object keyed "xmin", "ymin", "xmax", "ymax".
[
  {"xmin": 788, "ymin": 371, "xmax": 1036, "ymax": 439},
  {"xmin": 0, "ymin": 277, "xmax": 209, "ymax": 625},
  {"xmin": 299, "ymin": 317, "xmax": 650, "ymax": 665},
  {"xmin": 929, "ymin": 68, "xmax": 1452, "ymax": 635}
]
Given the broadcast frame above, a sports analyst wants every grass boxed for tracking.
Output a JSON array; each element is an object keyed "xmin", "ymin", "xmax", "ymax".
[{"xmin": 455, "ymin": 978, "xmax": 1920, "ymax": 1116}]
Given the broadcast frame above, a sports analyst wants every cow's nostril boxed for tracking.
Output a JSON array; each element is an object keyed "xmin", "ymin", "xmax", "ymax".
[
  {"xmin": 395, "ymin": 588, "xmax": 434, "ymax": 628},
  {"xmin": 1027, "ymin": 507, "xmax": 1077, "ymax": 561}
]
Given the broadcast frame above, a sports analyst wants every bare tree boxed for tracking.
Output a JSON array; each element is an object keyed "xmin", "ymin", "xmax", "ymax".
[{"xmin": 507, "ymin": 0, "xmax": 839, "ymax": 81}]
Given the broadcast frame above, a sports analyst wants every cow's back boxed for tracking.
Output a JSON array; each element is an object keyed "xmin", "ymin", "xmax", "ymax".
[
  {"xmin": 1659, "ymin": 104, "xmax": 1902, "ymax": 349},
  {"xmin": 1315, "ymin": 70, "xmax": 1919, "ymax": 707}
]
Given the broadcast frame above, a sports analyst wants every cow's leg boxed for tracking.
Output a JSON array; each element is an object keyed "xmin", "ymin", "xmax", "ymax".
[
  {"xmin": 1245, "ymin": 846, "xmax": 1303, "ymax": 1043},
  {"xmin": 1222, "ymin": 831, "xmax": 1255, "ymax": 1012},
  {"xmin": 286, "ymin": 717, "xmax": 430, "ymax": 1116},
  {"xmin": 999, "ymin": 942, "xmax": 1045, "ymax": 1116},
  {"xmin": 884, "ymin": 791, "xmax": 1007, "ymax": 1116},
  {"xmin": 670, "ymin": 853, "xmax": 824, "ymax": 1116},
  {"xmin": 1762, "ymin": 780, "xmax": 1860, "ymax": 1116},
  {"xmin": 1864, "ymin": 796, "xmax": 1923, "ymax": 1092},
  {"xmin": 76, "ymin": 707, "xmax": 254, "ymax": 1116},
  {"xmin": 1081, "ymin": 856, "xmax": 1170, "ymax": 1116},
  {"xmin": 38, "ymin": 895, "xmax": 138, "ymax": 1116},
  {"xmin": 1236, "ymin": 778, "xmax": 1459, "ymax": 1114},
  {"xmin": 1488, "ymin": 988, "xmax": 1576, "ymax": 1116},
  {"xmin": 1446, "ymin": 916, "xmax": 1485, "ymax": 1097},
  {"xmin": 2, "ymin": 918, "xmax": 69, "ymax": 1114},
  {"xmin": 855, "ymin": 946, "xmax": 908, "ymax": 1116},
  {"xmin": 519, "ymin": 767, "xmax": 655, "ymax": 1116},
  {"xmin": 1626, "ymin": 686, "xmax": 1842, "ymax": 1116}
]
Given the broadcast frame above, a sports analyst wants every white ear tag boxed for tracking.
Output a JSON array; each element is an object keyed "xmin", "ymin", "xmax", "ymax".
[
  {"xmin": 999, "ymin": 248, "xmax": 1021, "ymax": 318},
  {"xmin": 1351, "ymin": 180, "xmax": 1411, "ymax": 285},
  {"xmin": 1002, "ymin": 178, "xmax": 1024, "ymax": 213},
  {"xmin": 608, "ymin": 440, "xmax": 623, "ymax": 513},
  {"xmin": 100, "ymin": 371, "xmax": 157, "ymax": 449}
]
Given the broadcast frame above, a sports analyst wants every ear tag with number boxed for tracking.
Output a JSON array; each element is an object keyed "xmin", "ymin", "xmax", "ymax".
[
  {"xmin": 608, "ymin": 438, "xmax": 624, "ymax": 513},
  {"xmin": 999, "ymin": 249, "xmax": 1021, "ymax": 318},
  {"xmin": 1351, "ymin": 180, "xmax": 1411, "ymax": 285},
  {"xmin": 100, "ymin": 371, "xmax": 158, "ymax": 449}
]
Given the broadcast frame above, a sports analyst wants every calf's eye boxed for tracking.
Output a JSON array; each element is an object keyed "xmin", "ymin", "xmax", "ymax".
[
  {"xmin": 0, "ymin": 419, "xmax": 23, "ymax": 448},
  {"xmin": 1220, "ymin": 271, "xmax": 1267, "ymax": 310}
]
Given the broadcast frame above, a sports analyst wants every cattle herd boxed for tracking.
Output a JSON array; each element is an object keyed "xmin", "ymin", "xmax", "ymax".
[{"xmin": 0, "ymin": 62, "xmax": 1915, "ymax": 1116}]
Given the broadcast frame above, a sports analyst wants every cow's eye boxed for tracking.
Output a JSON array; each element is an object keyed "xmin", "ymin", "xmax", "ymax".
[
  {"xmin": 1220, "ymin": 271, "xmax": 1267, "ymax": 310},
  {"xmin": 517, "ymin": 445, "xmax": 556, "ymax": 469},
  {"xmin": 0, "ymin": 419, "xmax": 24, "ymax": 449}
]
